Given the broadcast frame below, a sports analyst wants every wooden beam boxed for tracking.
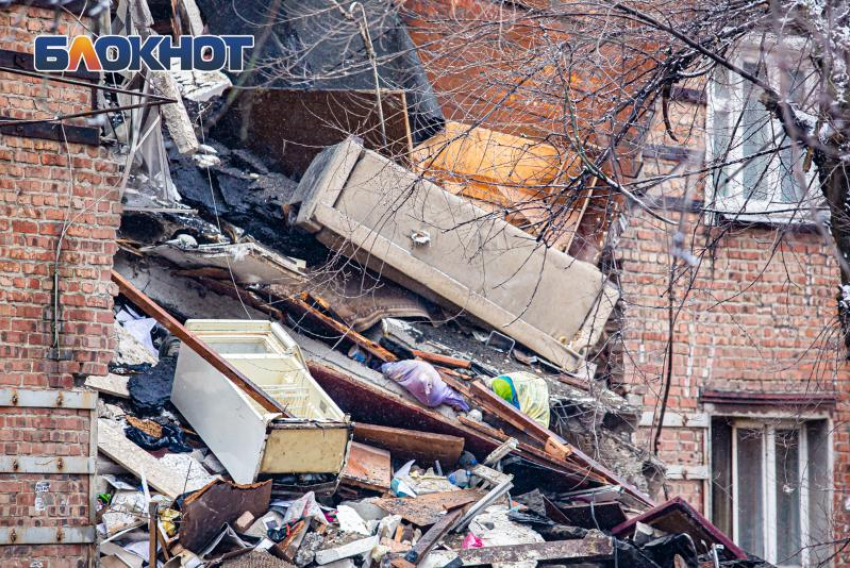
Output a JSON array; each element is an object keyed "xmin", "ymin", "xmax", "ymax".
[
  {"xmin": 280, "ymin": 294, "xmax": 398, "ymax": 362},
  {"xmin": 352, "ymin": 423, "xmax": 465, "ymax": 466},
  {"xmin": 468, "ymin": 381, "xmax": 654, "ymax": 506},
  {"xmin": 402, "ymin": 509, "xmax": 464, "ymax": 565},
  {"xmin": 456, "ymin": 537, "xmax": 613, "ymax": 566},
  {"xmin": 411, "ymin": 350, "xmax": 471, "ymax": 369},
  {"xmin": 111, "ymin": 270, "xmax": 286, "ymax": 415}
]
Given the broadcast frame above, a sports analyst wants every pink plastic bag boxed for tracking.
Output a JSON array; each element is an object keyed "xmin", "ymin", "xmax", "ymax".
[
  {"xmin": 462, "ymin": 532, "xmax": 484, "ymax": 549},
  {"xmin": 381, "ymin": 360, "xmax": 470, "ymax": 412}
]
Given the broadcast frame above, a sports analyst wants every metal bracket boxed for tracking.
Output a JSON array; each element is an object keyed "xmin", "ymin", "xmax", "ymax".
[
  {"xmin": 0, "ymin": 456, "xmax": 95, "ymax": 475},
  {"xmin": 0, "ymin": 526, "xmax": 96, "ymax": 546},
  {"xmin": 0, "ymin": 388, "xmax": 97, "ymax": 409},
  {"xmin": 0, "ymin": 118, "xmax": 100, "ymax": 146}
]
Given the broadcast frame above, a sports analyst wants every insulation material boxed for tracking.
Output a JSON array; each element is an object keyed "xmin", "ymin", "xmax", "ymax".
[{"xmin": 142, "ymin": 241, "xmax": 306, "ymax": 285}]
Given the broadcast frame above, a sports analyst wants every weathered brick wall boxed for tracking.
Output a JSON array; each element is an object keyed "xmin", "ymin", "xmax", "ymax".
[
  {"xmin": 0, "ymin": 6, "xmax": 120, "ymax": 566},
  {"xmin": 617, "ymin": 97, "xmax": 850, "ymax": 555}
]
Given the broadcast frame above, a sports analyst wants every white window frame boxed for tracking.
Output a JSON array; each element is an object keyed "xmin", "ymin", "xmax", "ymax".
[
  {"xmin": 706, "ymin": 36, "xmax": 819, "ymax": 222},
  {"xmin": 724, "ymin": 417, "xmax": 832, "ymax": 567}
]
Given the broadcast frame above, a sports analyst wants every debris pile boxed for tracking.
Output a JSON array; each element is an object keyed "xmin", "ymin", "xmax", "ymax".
[{"xmin": 90, "ymin": 0, "xmax": 767, "ymax": 566}]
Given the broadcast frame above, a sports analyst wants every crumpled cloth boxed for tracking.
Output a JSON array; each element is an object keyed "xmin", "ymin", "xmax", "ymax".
[
  {"xmin": 381, "ymin": 360, "xmax": 470, "ymax": 412},
  {"xmin": 493, "ymin": 372, "xmax": 550, "ymax": 428}
]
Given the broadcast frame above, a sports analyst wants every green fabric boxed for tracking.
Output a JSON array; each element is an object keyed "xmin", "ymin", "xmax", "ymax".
[
  {"xmin": 492, "ymin": 378, "xmax": 519, "ymax": 408},
  {"xmin": 498, "ymin": 372, "xmax": 551, "ymax": 428}
]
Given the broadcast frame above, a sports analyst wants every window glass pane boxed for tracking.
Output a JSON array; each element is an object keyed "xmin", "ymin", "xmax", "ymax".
[
  {"xmin": 806, "ymin": 420, "xmax": 833, "ymax": 566},
  {"xmin": 779, "ymin": 68, "xmax": 806, "ymax": 203},
  {"xmin": 711, "ymin": 418, "xmax": 734, "ymax": 536},
  {"xmin": 741, "ymin": 62, "xmax": 772, "ymax": 201},
  {"xmin": 737, "ymin": 428, "xmax": 765, "ymax": 558},
  {"xmin": 775, "ymin": 429, "xmax": 802, "ymax": 565},
  {"xmin": 713, "ymin": 108, "xmax": 733, "ymax": 197},
  {"xmin": 779, "ymin": 141, "xmax": 805, "ymax": 203},
  {"xmin": 712, "ymin": 68, "xmax": 733, "ymax": 197}
]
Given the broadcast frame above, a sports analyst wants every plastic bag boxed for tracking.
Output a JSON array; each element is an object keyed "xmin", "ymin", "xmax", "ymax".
[
  {"xmin": 124, "ymin": 422, "xmax": 192, "ymax": 453},
  {"xmin": 283, "ymin": 491, "xmax": 327, "ymax": 525},
  {"xmin": 381, "ymin": 361, "xmax": 470, "ymax": 412},
  {"xmin": 462, "ymin": 532, "xmax": 483, "ymax": 549}
]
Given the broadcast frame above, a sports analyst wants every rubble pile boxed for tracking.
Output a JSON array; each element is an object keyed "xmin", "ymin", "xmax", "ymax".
[{"xmin": 90, "ymin": 0, "xmax": 767, "ymax": 567}]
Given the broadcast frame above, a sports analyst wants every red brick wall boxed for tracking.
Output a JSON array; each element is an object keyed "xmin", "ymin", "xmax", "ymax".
[
  {"xmin": 0, "ymin": 6, "xmax": 120, "ymax": 566},
  {"xmin": 617, "ymin": 98, "xmax": 850, "ymax": 558}
]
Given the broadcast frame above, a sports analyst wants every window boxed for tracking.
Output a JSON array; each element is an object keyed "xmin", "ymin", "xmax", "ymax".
[
  {"xmin": 707, "ymin": 42, "xmax": 819, "ymax": 220},
  {"xmin": 711, "ymin": 417, "xmax": 832, "ymax": 566}
]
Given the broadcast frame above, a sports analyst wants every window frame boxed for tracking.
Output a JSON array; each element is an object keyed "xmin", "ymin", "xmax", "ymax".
[
  {"xmin": 705, "ymin": 37, "xmax": 819, "ymax": 223},
  {"xmin": 712, "ymin": 415, "xmax": 834, "ymax": 567}
]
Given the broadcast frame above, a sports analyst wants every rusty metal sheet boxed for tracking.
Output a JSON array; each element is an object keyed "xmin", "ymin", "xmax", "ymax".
[
  {"xmin": 341, "ymin": 442, "xmax": 392, "ymax": 492},
  {"xmin": 374, "ymin": 489, "xmax": 486, "ymax": 526},
  {"xmin": 180, "ymin": 479, "xmax": 272, "ymax": 553},
  {"xmin": 456, "ymin": 537, "xmax": 613, "ymax": 566}
]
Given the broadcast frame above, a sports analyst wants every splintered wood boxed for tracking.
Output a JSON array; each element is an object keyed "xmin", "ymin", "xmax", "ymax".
[
  {"xmin": 352, "ymin": 423, "xmax": 465, "ymax": 466},
  {"xmin": 374, "ymin": 489, "xmax": 486, "ymax": 526},
  {"xmin": 341, "ymin": 442, "xmax": 392, "ymax": 492}
]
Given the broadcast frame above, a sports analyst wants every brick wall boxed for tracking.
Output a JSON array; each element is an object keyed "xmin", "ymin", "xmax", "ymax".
[
  {"xmin": 0, "ymin": 6, "xmax": 120, "ymax": 566},
  {"xmin": 617, "ymin": 96, "xmax": 850, "ymax": 559}
]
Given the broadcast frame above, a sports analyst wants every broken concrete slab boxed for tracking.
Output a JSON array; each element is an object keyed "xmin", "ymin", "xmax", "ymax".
[
  {"xmin": 289, "ymin": 137, "xmax": 619, "ymax": 371},
  {"xmin": 315, "ymin": 535, "xmax": 380, "ymax": 565}
]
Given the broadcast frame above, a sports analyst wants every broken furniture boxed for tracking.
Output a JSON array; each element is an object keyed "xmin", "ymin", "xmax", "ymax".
[
  {"xmin": 288, "ymin": 137, "xmax": 619, "ymax": 372},
  {"xmin": 611, "ymin": 497, "xmax": 748, "ymax": 560},
  {"xmin": 172, "ymin": 319, "xmax": 351, "ymax": 484}
]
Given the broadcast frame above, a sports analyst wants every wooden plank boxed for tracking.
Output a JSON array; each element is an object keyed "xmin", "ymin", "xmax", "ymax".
[
  {"xmin": 456, "ymin": 537, "xmax": 613, "ymax": 566},
  {"xmin": 308, "ymin": 363, "xmax": 599, "ymax": 490},
  {"xmin": 411, "ymin": 350, "xmax": 471, "ymax": 369},
  {"xmin": 278, "ymin": 295, "xmax": 398, "ymax": 363},
  {"xmin": 85, "ymin": 374, "xmax": 130, "ymax": 399},
  {"xmin": 111, "ymin": 270, "xmax": 286, "ymax": 415},
  {"xmin": 469, "ymin": 464, "xmax": 512, "ymax": 487},
  {"xmin": 404, "ymin": 509, "xmax": 464, "ymax": 565},
  {"xmin": 97, "ymin": 418, "xmax": 190, "ymax": 499},
  {"xmin": 341, "ymin": 442, "xmax": 392, "ymax": 492},
  {"xmin": 374, "ymin": 489, "xmax": 486, "ymax": 527},
  {"xmin": 468, "ymin": 381, "xmax": 654, "ymax": 506},
  {"xmin": 352, "ymin": 423, "xmax": 465, "ymax": 466}
]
